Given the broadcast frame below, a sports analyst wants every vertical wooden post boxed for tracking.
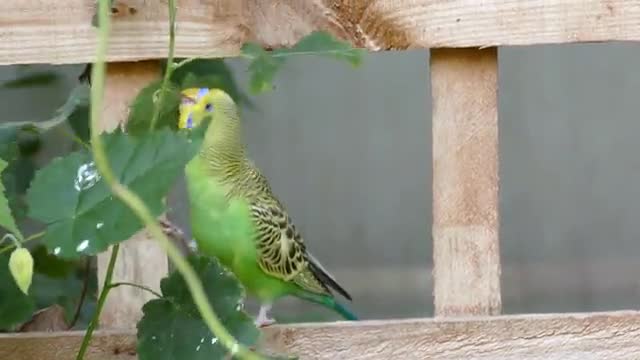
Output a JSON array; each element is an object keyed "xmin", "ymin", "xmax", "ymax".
[
  {"xmin": 96, "ymin": 61, "xmax": 170, "ymax": 328},
  {"xmin": 431, "ymin": 48, "xmax": 501, "ymax": 317}
]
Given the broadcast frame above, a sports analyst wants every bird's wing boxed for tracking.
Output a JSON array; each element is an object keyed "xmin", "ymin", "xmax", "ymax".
[{"xmin": 250, "ymin": 200, "xmax": 352, "ymax": 300}]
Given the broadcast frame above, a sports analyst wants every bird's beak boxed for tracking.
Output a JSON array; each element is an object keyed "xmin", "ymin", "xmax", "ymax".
[
  {"xmin": 179, "ymin": 89, "xmax": 198, "ymax": 129},
  {"xmin": 178, "ymin": 88, "xmax": 210, "ymax": 129}
]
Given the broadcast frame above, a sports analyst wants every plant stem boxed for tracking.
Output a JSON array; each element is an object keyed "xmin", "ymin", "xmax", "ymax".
[
  {"xmin": 75, "ymin": 244, "xmax": 119, "ymax": 360},
  {"xmin": 148, "ymin": 0, "xmax": 176, "ymax": 131},
  {"xmin": 25, "ymin": 231, "xmax": 45, "ymax": 242},
  {"xmin": 88, "ymin": 1, "xmax": 263, "ymax": 359},
  {"xmin": 1, "ymin": 233, "xmax": 20, "ymax": 248},
  {"xmin": 172, "ymin": 51, "xmax": 225, "ymax": 71},
  {"xmin": 0, "ymin": 230, "xmax": 45, "ymax": 255},
  {"xmin": 62, "ymin": 129, "xmax": 91, "ymax": 150},
  {"xmin": 108, "ymin": 281, "xmax": 162, "ymax": 298},
  {"xmin": 68, "ymin": 256, "xmax": 92, "ymax": 329}
]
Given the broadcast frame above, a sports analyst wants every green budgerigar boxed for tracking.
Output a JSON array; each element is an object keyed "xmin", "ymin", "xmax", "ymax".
[{"xmin": 178, "ymin": 87, "xmax": 357, "ymax": 325}]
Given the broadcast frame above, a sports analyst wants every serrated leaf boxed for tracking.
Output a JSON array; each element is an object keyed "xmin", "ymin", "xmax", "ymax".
[
  {"xmin": 0, "ymin": 131, "xmax": 18, "ymax": 164},
  {"xmin": 241, "ymin": 43, "xmax": 285, "ymax": 93},
  {"xmin": 9, "ymin": 247, "xmax": 34, "ymax": 294},
  {"xmin": 2, "ymin": 71, "xmax": 61, "ymax": 89},
  {"xmin": 67, "ymin": 103, "xmax": 91, "ymax": 143},
  {"xmin": 241, "ymin": 31, "xmax": 363, "ymax": 94},
  {"xmin": 279, "ymin": 31, "xmax": 363, "ymax": 66},
  {"xmin": 129, "ymin": 59, "xmax": 255, "ymax": 136},
  {"xmin": 125, "ymin": 80, "xmax": 182, "ymax": 135},
  {"xmin": 0, "ymin": 158, "xmax": 23, "ymax": 240},
  {"xmin": 0, "ymin": 84, "xmax": 91, "ymax": 221},
  {"xmin": 26, "ymin": 129, "xmax": 198, "ymax": 259},
  {"xmin": 0, "ymin": 84, "xmax": 89, "ymax": 153},
  {"xmin": 0, "ymin": 253, "xmax": 35, "ymax": 330},
  {"xmin": 171, "ymin": 59, "xmax": 254, "ymax": 109},
  {"xmin": 16, "ymin": 127, "xmax": 42, "ymax": 157},
  {"xmin": 137, "ymin": 255, "xmax": 259, "ymax": 360},
  {"xmin": 2, "ymin": 156, "xmax": 36, "ymax": 222},
  {"xmin": 137, "ymin": 174, "xmax": 292, "ymax": 359}
]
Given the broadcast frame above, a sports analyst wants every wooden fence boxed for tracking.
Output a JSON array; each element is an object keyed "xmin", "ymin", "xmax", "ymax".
[{"xmin": 1, "ymin": 0, "xmax": 640, "ymax": 359}]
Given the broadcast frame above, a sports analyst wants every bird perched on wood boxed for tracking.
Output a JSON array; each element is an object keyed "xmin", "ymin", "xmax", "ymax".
[{"xmin": 178, "ymin": 87, "xmax": 356, "ymax": 326}]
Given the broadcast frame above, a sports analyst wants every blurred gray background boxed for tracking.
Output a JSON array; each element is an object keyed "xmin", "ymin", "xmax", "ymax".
[{"xmin": 3, "ymin": 43, "xmax": 639, "ymax": 321}]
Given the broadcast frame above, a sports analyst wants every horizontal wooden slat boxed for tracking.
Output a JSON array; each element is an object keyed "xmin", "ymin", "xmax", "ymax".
[
  {"xmin": 1, "ymin": 311, "xmax": 640, "ymax": 359},
  {"xmin": 1, "ymin": 0, "xmax": 640, "ymax": 65},
  {"xmin": 0, "ymin": 330, "xmax": 137, "ymax": 360}
]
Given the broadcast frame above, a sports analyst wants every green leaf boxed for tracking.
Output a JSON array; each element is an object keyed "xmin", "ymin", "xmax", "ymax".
[
  {"xmin": 241, "ymin": 31, "xmax": 363, "ymax": 93},
  {"xmin": 2, "ymin": 156, "xmax": 36, "ymax": 222},
  {"xmin": 278, "ymin": 31, "xmax": 363, "ymax": 66},
  {"xmin": 0, "ymin": 130, "xmax": 18, "ymax": 164},
  {"xmin": 137, "ymin": 255, "xmax": 259, "ymax": 360},
  {"xmin": 0, "ymin": 84, "xmax": 91, "ymax": 221},
  {"xmin": 8, "ymin": 247, "xmax": 34, "ymax": 295},
  {"xmin": 67, "ymin": 103, "xmax": 91, "ymax": 143},
  {"xmin": 0, "ymin": 158, "xmax": 23, "ymax": 240},
  {"xmin": 137, "ymin": 172, "xmax": 292, "ymax": 359},
  {"xmin": 1, "ymin": 71, "xmax": 61, "ymax": 89},
  {"xmin": 0, "ymin": 253, "xmax": 35, "ymax": 330},
  {"xmin": 16, "ymin": 127, "xmax": 42, "ymax": 157},
  {"xmin": 171, "ymin": 59, "xmax": 254, "ymax": 109},
  {"xmin": 125, "ymin": 80, "xmax": 182, "ymax": 135},
  {"xmin": 0, "ymin": 83, "xmax": 89, "ymax": 157},
  {"xmin": 30, "ymin": 260, "xmax": 97, "ymax": 328},
  {"xmin": 26, "ymin": 129, "xmax": 198, "ymax": 259},
  {"xmin": 241, "ymin": 43, "xmax": 285, "ymax": 93},
  {"xmin": 128, "ymin": 58, "xmax": 256, "ymax": 136},
  {"xmin": 31, "ymin": 245, "xmax": 76, "ymax": 278}
]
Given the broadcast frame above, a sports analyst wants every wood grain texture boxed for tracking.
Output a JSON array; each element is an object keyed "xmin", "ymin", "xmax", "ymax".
[
  {"xmin": 2, "ymin": 0, "xmax": 640, "ymax": 65},
  {"xmin": 431, "ymin": 48, "xmax": 501, "ymax": 317},
  {"xmin": 262, "ymin": 311, "xmax": 640, "ymax": 359},
  {"xmin": 96, "ymin": 61, "xmax": 169, "ymax": 329},
  {"xmin": 0, "ymin": 330, "xmax": 137, "ymax": 360},
  {"xmin": 2, "ymin": 311, "xmax": 640, "ymax": 359}
]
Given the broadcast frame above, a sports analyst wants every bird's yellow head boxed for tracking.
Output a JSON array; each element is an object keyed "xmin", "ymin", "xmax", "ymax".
[{"xmin": 178, "ymin": 87, "xmax": 237, "ymax": 130}]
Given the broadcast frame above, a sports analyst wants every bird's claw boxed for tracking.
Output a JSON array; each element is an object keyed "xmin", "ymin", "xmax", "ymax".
[
  {"xmin": 159, "ymin": 218, "xmax": 184, "ymax": 238},
  {"xmin": 254, "ymin": 316, "xmax": 276, "ymax": 328},
  {"xmin": 255, "ymin": 304, "xmax": 276, "ymax": 328}
]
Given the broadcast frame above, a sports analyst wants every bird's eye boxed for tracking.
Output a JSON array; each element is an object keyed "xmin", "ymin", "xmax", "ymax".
[{"xmin": 204, "ymin": 103, "xmax": 213, "ymax": 112}]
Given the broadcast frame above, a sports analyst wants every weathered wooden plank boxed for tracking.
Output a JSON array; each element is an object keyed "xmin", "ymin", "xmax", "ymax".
[
  {"xmin": 96, "ymin": 61, "xmax": 169, "ymax": 328},
  {"xmin": 1, "ymin": 0, "xmax": 640, "ymax": 65},
  {"xmin": 0, "ymin": 330, "xmax": 137, "ymax": 360},
  {"xmin": 2, "ymin": 311, "xmax": 640, "ymax": 359},
  {"xmin": 263, "ymin": 311, "xmax": 640, "ymax": 359},
  {"xmin": 431, "ymin": 48, "xmax": 501, "ymax": 317}
]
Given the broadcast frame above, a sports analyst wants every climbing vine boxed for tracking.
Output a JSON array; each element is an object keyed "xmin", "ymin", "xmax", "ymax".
[{"xmin": 0, "ymin": 0, "xmax": 363, "ymax": 359}]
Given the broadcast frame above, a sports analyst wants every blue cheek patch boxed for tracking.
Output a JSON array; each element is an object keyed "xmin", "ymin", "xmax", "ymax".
[
  {"xmin": 197, "ymin": 88, "xmax": 209, "ymax": 99},
  {"xmin": 186, "ymin": 113, "xmax": 194, "ymax": 129}
]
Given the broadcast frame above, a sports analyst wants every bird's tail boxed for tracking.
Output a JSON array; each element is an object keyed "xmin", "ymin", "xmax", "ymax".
[
  {"xmin": 328, "ymin": 299, "xmax": 358, "ymax": 321},
  {"xmin": 295, "ymin": 291, "xmax": 358, "ymax": 321}
]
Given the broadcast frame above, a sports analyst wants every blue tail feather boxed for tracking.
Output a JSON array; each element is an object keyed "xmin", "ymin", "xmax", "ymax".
[
  {"xmin": 295, "ymin": 291, "xmax": 358, "ymax": 321},
  {"xmin": 330, "ymin": 299, "xmax": 358, "ymax": 321}
]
